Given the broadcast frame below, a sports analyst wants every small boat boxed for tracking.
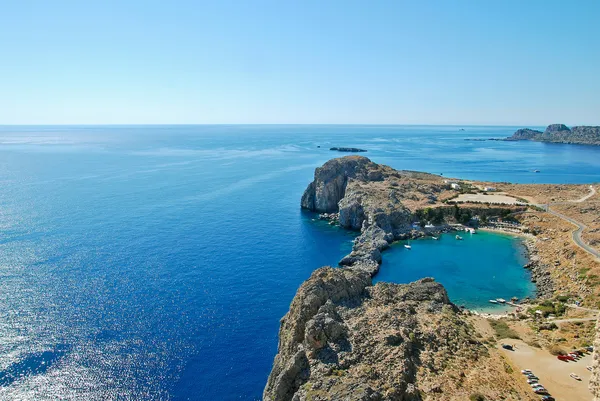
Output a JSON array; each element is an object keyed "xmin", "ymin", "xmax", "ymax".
[
  {"xmin": 496, "ymin": 298, "xmax": 506, "ymax": 303},
  {"xmin": 404, "ymin": 244, "xmax": 411, "ymax": 249},
  {"xmin": 455, "ymin": 235, "xmax": 463, "ymax": 240},
  {"xmin": 489, "ymin": 299, "xmax": 498, "ymax": 304},
  {"xmin": 432, "ymin": 236, "xmax": 438, "ymax": 240},
  {"xmin": 570, "ymin": 373, "xmax": 582, "ymax": 381},
  {"xmin": 534, "ymin": 169, "xmax": 540, "ymax": 173}
]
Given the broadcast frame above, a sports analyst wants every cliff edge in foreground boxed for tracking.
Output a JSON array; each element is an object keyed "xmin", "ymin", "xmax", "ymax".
[{"xmin": 264, "ymin": 268, "xmax": 531, "ymax": 401}]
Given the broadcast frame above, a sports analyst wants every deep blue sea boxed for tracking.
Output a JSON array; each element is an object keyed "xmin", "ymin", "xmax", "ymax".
[{"xmin": 0, "ymin": 125, "xmax": 599, "ymax": 400}]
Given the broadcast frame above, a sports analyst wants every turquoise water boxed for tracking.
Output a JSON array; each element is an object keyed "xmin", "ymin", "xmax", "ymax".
[
  {"xmin": 374, "ymin": 231, "xmax": 534, "ymax": 312},
  {"xmin": 0, "ymin": 125, "xmax": 599, "ymax": 400}
]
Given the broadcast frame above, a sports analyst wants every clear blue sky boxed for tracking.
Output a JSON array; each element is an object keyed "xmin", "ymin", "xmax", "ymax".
[{"xmin": 1, "ymin": 0, "xmax": 598, "ymax": 125}]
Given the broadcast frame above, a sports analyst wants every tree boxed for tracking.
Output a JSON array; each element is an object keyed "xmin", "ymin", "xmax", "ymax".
[{"xmin": 432, "ymin": 208, "xmax": 444, "ymax": 224}]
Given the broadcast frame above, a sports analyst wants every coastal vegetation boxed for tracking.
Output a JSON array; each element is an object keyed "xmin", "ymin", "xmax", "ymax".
[{"xmin": 488, "ymin": 320, "xmax": 520, "ymax": 340}]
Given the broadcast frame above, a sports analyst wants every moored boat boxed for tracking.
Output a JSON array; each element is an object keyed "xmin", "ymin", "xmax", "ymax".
[
  {"xmin": 404, "ymin": 244, "xmax": 411, "ymax": 249},
  {"xmin": 496, "ymin": 298, "xmax": 506, "ymax": 303},
  {"xmin": 455, "ymin": 235, "xmax": 463, "ymax": 240},
  {"xmin": 489, "ymin": 299, "xmax": 498, "ymax": 304}
]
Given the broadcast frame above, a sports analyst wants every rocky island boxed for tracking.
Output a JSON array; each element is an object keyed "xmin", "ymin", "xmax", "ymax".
[
  {"xmin": 329, "ymin": 147, "xmax": 367, "ymax": 153},
  {"xmin": 266, "ymin": 156, "xmax": 600, "ymax": 401},
  {"xmin": 504, "ymin": 124, "xmax": 600, "ymax": 146}
]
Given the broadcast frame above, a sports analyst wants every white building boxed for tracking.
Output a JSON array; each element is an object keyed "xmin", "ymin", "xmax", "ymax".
[
  {"xmin": 450, "ymin": 183, "xmax": 460, "ymax": 190},
  {"xmin": 484, "ymin": 186, "xmax": 496, "ymax": 192}
]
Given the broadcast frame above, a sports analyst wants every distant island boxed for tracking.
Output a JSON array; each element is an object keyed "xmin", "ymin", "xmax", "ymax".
[
  {"xmin": 504, "ymin": 124, "xmax": 600, "ymax": 146},
  {"xmin": 329, "ymin": 147, "xmax": 367, "ymax": 153}
]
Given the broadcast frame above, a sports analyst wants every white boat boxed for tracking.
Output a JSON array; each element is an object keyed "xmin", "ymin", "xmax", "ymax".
[
  {"xmin": 456, "ymin": 235, "xmax": 463, "ymax": 240},
  {"xmin": 489, "ymin": 299, "xmax": 498, "ymax": 304},
  {"xmin": 404, "ymin": 244, "xmax": 411, "ymax": 249},
  {"xmin": 432, "ymin": 236, "xmax": 438, "ymax": 240},
  {"xmin": 534, "ymin": 169, "xmax": 540, "ymax": 173},
  {"xmin": 496, "ymin": 298, "xmax": 506, "ymax": 303}
]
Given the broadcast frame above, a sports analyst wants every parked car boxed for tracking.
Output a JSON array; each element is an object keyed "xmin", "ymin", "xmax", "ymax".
[
  {"xmin": 587, "ymin": 366, "xmax": 593, "ymax": 371},
  {"xmin": 526, "ymin": 374, "xmax": 538, "ymax": 380},
  {"xmin": 558, "ymin": 354, "xmax": 574, "ymax": 361},
  {"xmin": 527, "ymin": 379, "xmax": 538, "ymax": 384},
  {"xmin": 501, "ymin": 343, "xmax": 513, "ymax": 350},
  {"xmin": 587, "ymin": 346, "xmax": 594, "ymax": 352},
  {"xmin": 541, "ymin": 396, "xmax": 555, "ymax": 401},
  {"xmin": 534, "ymin": 388, "xmax": 549, "ymax": 395},
  {"xmin": 521, "ymin": 369, "xmax": 532, "ymax": 374},
  {"xmin": 570, "ymin": 373, "xmax": 582, "ymax": 381}
]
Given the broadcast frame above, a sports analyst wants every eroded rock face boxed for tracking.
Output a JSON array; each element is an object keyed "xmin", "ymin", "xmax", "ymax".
[
  {"xmin": 263, "ymin": 270, "xmax": 485, "ymax": 401},
  {"xmin": 300, "ymin": 156, "xmax": 379, "ymax": 213},
  {"xmin": 263, "ymin": 268, "xmax": 371, "ymax": 401},
  {"xmin": 301, "ymin": 157, "xmax": 443, "ymax": 274}
]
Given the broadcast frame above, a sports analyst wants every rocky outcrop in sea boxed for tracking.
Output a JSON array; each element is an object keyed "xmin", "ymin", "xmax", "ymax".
[
  {"xmin": 505, "ymin": 124, "xmax": 600, "ymax": 145},
  {"xmin": 329, "ymin": 147, "xmax": 367, "ymax": 153}
]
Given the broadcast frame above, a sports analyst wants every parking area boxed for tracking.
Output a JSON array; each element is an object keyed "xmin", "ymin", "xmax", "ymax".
[{"xmin": 499, "ymin": 340, "xmax": 593, "ymax": 400}]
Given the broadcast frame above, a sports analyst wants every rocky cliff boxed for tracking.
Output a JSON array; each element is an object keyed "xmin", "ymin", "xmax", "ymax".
[
  {"xmin": 265, "ymin": 157, "xmax": 548, "ymax": 401},
  {"xmin": 264, "ymin": 268, "xmax": 530, "ymax": 401},
  {"xmin": 506, "ymin": 124, "xmax": 600, "ymax": 145},
  {"xmin": 301, "ymin": 156, "xmax": 449, "ymax": 275}
]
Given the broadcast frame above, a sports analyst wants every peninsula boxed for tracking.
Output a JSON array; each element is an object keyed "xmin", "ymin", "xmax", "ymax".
[
  {"xmin": 265, "ymin": 156, "xmax": 600, "ymax": 401},
  {"xmin": 504, "ymin": 124, "xmax": 600, "ymax": 146}
]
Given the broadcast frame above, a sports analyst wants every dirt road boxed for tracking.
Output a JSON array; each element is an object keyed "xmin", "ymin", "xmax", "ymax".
[{"xmin": 499, "ymin": 340, "xmax": 593, "ymax": 400}]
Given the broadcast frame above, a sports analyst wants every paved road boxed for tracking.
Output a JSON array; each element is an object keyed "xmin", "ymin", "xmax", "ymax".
[{"xmin": 545, "ymin": 185, "xmax": 600, "ymax": 260}]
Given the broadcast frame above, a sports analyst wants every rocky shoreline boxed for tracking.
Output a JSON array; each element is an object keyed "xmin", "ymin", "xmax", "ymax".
[
  {"xmin": 265, "ymin": 156, "xmax": 560, "ymax": 400},
  {"xmin": 311, "ymin": 175, "xmax": 553, "ymax": 300},
  {"xmin": 522, "ymin": 238, "xmax": 554, "ymax": 299}
]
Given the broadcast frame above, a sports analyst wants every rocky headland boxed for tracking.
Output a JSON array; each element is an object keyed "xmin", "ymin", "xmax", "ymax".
[
  {"xmin": 504, "ymin": 124, "xmax": 600, "ymax": 145},
  {"xmin": 300, "ymin": 156, "xmax": 453, "ymax": 276},
  {"xmin": 263, "ymin": 268, "xmax": 530, "ymax": 401},
  {"xmin": 264, "ymin": 156, "xmax": 557, "ymax": 401}
]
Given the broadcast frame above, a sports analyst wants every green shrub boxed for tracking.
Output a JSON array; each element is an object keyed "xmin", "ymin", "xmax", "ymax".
[{"xmin": 488, "ymin": 320, "xmax": 520, "ymax": 339}]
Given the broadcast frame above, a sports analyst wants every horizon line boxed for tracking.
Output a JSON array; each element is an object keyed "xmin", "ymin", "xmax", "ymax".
[{"xmin": 0, "ymin": 122, "xmax": 587, "ymax": 127}]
